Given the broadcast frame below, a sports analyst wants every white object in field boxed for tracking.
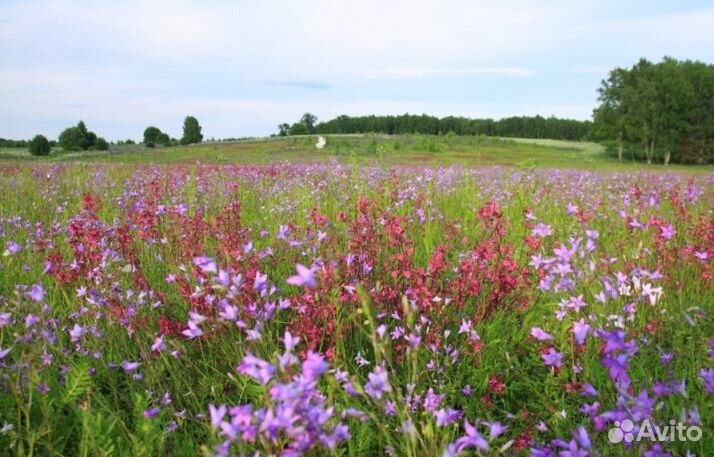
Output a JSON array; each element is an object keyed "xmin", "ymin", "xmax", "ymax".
[{"xmin": 316, "ymin": 136, "xmax": 326, "ymax": 149}]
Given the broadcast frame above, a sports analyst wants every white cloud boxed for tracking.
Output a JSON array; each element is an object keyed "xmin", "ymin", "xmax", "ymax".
[{"xmin": 364, "ymin": 67, "xmax": 536, "ymax": 79}]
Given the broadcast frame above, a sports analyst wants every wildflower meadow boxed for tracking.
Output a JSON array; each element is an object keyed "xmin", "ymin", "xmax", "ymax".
[{"xmin": 0, "ymin": 162, "xmax": 712, "ymax": 456}]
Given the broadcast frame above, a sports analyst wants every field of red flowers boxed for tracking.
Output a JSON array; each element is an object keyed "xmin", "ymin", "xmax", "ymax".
[{"xmin": 0, "ymin": 162, "xmax": 712, "ymax": 456}]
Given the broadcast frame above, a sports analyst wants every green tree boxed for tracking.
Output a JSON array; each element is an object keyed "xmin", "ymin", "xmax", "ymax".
[
  {"xmin": 29, "ymin": 134, "xmax": 51, "ymax": 156},
  {"xmin": 156, "ymin": 132, "xmax": 171, "ymax": 147},
  {"xmin": 58, "ymin": 126, "xmax": 83, "ymax": 151},
  {"xmin": 592, "ymin": 57, "xmax": 714, "ymax": 164},
  {"xmin": 180, "ymin": 116, "xmax": 203, "ymax": 145},
  {"xmin": 143, "ymin": 126, "xmax": 162, "ymax": 148},
  {"xmin": 288, "ymin": 122, "xmax": 309, "ymax": 136},
  {"xmin": 93, "ymin": 137, "xmax": 109, "ymax": 151},
  {"xmin": 58, "ymin": 120, "xmax": 100, "ymax": 151},
  {"xmin": 594, "ymin": 67, "xmax": 630, "ymax": 161},
  {"xmin": 682, "ymin": 61, "xmax": 714, "ymax": 163},
  {"xmin": 310, "ymin": 113, "xmax": 591, "ymax": 141},
  {"xmin": 654, "ymin": 57, "xmax": 693, "ymax": 165},
  {"xmin": 300, "ymin": 113, "xmax": 318, "ymax": 133},
  {"xmin": 278, "ymin": 123, "xmax": 290, "ymax": 137},
  {"xmin": 76, "ymin": 121, "xmax": 89, "ymax": 148}
]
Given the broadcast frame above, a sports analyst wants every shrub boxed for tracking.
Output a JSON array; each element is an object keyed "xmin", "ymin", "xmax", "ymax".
[
  {"xmin": 58, "ymin": 121, "xmax": 102, "ymax": 151},
  {"xmin": 288, "ymin": 122, "xmax": 308, "ymax": 136},
  {"xmin": 143, "ymin": 126, "xmax": 162, "ymax": 148},
  {"xmin": 93, "ymin": 137, "xmax": 109, "ymax": 151},
  {"xmin": 156, "ymin": 132, "xmax": 171, "ymax": 147},
  {"xmin": 180, "ymin": 116, "xmax": 203, "ymax": 145},
  {"xmin": 29, "ymin": 134, "xmax": 51, "ymax": 156}
]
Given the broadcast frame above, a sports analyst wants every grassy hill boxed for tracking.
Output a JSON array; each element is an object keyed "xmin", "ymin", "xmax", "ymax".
[{"xmin": 1, "ymin": 134, "xmax": 712, "ymax": 172}]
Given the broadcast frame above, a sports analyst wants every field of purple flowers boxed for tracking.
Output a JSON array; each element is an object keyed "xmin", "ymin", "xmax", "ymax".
[{"xmin": 0, "ymin": 162, "xmax": 712, "ymax": 456}]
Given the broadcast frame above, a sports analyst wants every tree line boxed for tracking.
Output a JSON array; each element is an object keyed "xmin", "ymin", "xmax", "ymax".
[
  {"xmin": 592, "ymin": 57, "xmax": 714, "ymax": 164},
  {"xmin": 7, "ymin": 116, "xmax": 204, "ymax": 156},
  {"xmin": 143, "ymin": 116, "xmax": 203, "ymax": 147},
  {"xmin": 279, "ymin": 113, "xmax": 592, "ymax": 141}
]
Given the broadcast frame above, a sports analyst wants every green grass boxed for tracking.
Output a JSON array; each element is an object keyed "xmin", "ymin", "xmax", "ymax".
[
  {"xmin": 0, "ymin": 156, "xmax": 712, "ymax": 456},
  {"xmin": 3, "ymin": 135, "xmax": 713, "ymax": 173}
]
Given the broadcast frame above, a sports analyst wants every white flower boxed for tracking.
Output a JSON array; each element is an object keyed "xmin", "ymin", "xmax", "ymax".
[
  {"xmin": 642, "ymin": 283, "xmax": 663, "ymax": 305},
  {"xmin": 618, "ymin": 283, "xmax": 632, "ymax": 297},
  {"xmin": 315, "ymin": 136, "xmax": 326, "ymax": 149}
]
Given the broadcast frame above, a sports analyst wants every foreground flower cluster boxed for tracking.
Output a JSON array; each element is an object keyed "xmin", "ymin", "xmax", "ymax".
[{"xmin": 0, "ymin": 162, "xmax": 712, "ymax": 456}]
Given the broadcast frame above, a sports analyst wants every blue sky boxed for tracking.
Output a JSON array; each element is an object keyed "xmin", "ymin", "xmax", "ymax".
[{"xmin": 1, "ymin": 0, "xmax": 712, "ymax": 140}]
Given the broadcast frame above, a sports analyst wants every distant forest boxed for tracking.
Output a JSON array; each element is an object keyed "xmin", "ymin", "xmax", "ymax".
[{"xmin": 312, "ymin": 114, "xmax": 592, "ymax": 142}]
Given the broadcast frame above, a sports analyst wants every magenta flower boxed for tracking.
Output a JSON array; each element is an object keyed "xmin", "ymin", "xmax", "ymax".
[
  {"xmin": 405, "ymin": 333, "xmax": 421, "ymax": 348},
  {"xmin": 122, "ymin": 361, "xmax": 140, "ymax": 373},
  {"xmin": 364, "ymin": 364, "xmax": 392, "ymax": 400},
  {"xmin": 531, "ymin": 223, "xmax": 552, "ymax": 237},
  {"xmin": 301, "ymin": 352, "xmax": 329, "ymax": 381},
  {"xmin": 4, "ymin": 240, "xmax": 21, "ymax": 256},
  {"xmin": 218, "ymin": 304, "xmax": 238, "ymax": 321},
  {"xmin": 660, "ymin": 224, "xmax": 676, "ymax": 240},
  {"xmin": 434, "ymin": 408, "xmax": 463, "ymax": 427},
  {"xmin": 601, "ymin": 353, "xmax": 631, "ymax": 388},
  {"xmin": 455, "ymin": 419, "xmax": 489, "ymax": 453},
  {"xmin": 553, "ymin": 243, "xmax": 575, "ymax": 262},
  {"xmin": 277, "ymin": 224, "xmax": 289, "ymax": 239},
  {"xmin": 598, "ymin": 329, "xmax": 635, "ymax": 355},
  {"xmin": 208, "ymin": 404, "xmax": 227, "ymax": 429},
  {"xmin": 571, "ymin": 319, "xmax": 590, "ymax": 345},
  {"xmin": 542, "ymin": 347, "xmax": 563, "ymax": 369},
  {"xmin": 181, "ymin": 320, "xmax": 203, "ymax": 339},
  {"xmin": 237, "ymin": 353, "xmax": 275, "ymax": 385},
  {"xmin": 243, "ymin": 241, "xmax": 253, "ymax": 254},
  {"xmin": 253, "ymin": 271, "xmax": 268, "ymax": 291},
  {"xmin": 151, "ymin": 335, "xmax": 166, "ymax": 352},
  {"xmin": 25, "ymin": 313, "xmax": 40, "ymax": 328},
  {"xmin": 26, "ymin": 284, "xmax": 45, "ymax": 302},
  {"xmin": 694, "ymin": 251, "xmax": 710, "ymax": 262},
  {"xmin": 320, "ymin": 423, "xmax": 350, "ymax": 449},
  {"xmin": 530, "ymin": 327, "xmax": 553, "ymax": 341},
  {"xmin": 566, "ymin": 294, "xmax": 587, "ymax": 313},
  {"xmin": 486, "ymin": 421, "xmax": 508, "ymax": 438},
  {"xmin": 283, "ymin": 330, "xmax": 300, "ymax": 352},
  {"xmin": 69, "ymin": 324, "xmax": 86, "ymax": 343},
  {"xmin": 192, "ymin": 256, "xmax": 217, "ymax": 274},
  {"xmin": 287, "ymin": 263, "xmax": 317, "ymax": 288},
  {"xmin": 214, "ymin": 269, "xmax": 230, "ymax": 287},
  {"xmin": 700, "ymin": 368, "xmax": 714, "ymax": 393}
]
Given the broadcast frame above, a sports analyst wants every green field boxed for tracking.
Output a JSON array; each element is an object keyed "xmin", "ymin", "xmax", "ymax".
[
  {"xmin": 1, "ymin": 161, "xmax": 713, "ymax": 456},
  {"xmin": 3, "ymin": 134, "xmax": 713, "ymax": 173}
]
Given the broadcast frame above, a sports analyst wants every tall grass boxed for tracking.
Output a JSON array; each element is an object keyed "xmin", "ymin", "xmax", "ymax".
[{"xmin": 0, "ymin": 163, "xmax": 712, "ymax": 456}]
